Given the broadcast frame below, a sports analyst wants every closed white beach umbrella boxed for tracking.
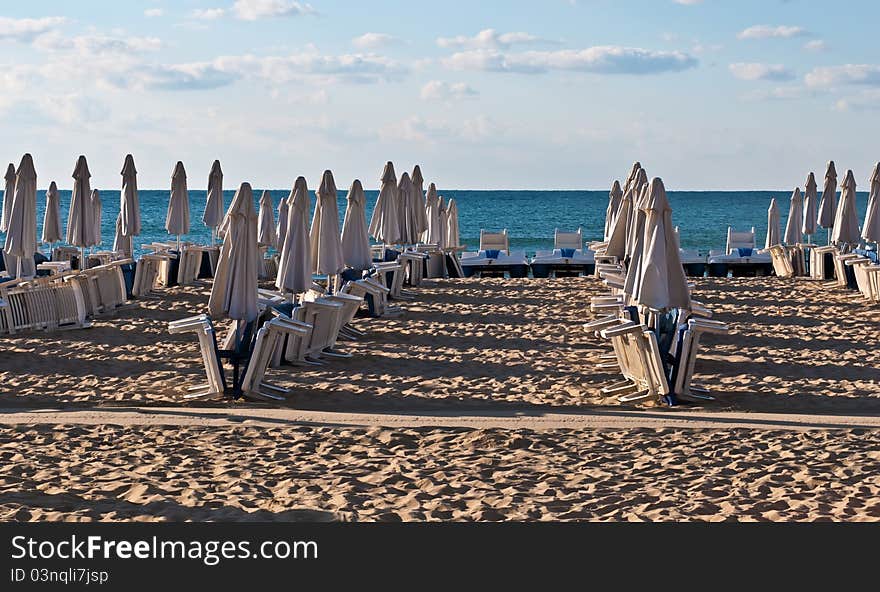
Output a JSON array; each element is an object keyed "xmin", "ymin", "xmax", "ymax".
[
  {"xmin": 604, "ymin": 180, "xmax": 623, "ymax": 241},
  {"xmin": 625, "ymin": 168, "xmax": 649, "ymax": 262},
  {"xmin": 41, "ymin": 181, "xmax": 62, "ymax": 246},
  {"xmin": 257, "ymin": 190, "xmax": 276, "ymax": 247},
  {"xmin": 862, "ymin": 163, "xmax": 880, "ymax": 245},
  {"xmin": 369, "ymin": 161, "xmax": 401, "ymax": 245},
  {"xmin": 113, "ymin": 212, "xmax": 131, "ymax": 256},
  {"xmin": 341, "ymin": 179, "xmax": 372, "ymax": 270},
  {"xmin": 0, "ymin": 163, "xmax": 15, "ymax": 233},
  {"xmin": 166, "ymin": 161, "xmax": 190, "ymax": 248},
  {"xmin": 817, "ymin": 161, "xmax": 838, "ymax": 244},
  {"xmin": 444, "ymin": 197, "xmax": 460, "ymax": 250},
  {"xmin": 832, "ymin": 169, "xmax": 860, "ymax": 247},
  {"xmin": 310, "ymin": 170, "xmax": 345, "ymax": 277},
  {"xmin": 629, "ymin": 177, "xmax": 690, "ymax": 311},
  {"xmin": 91, "ymin": 189, "xmax": 102, "ymax": 247},
  {"xmin": 423, "ymin": 182, "xmax": 443, "ymax": 245},
  {"xmin": 605, "ymin": 187, "xmax": 632, "ymax": 260},
  {"xmin": 397, "ymin": 172, "xmax": 413, "ymax": 244},
  {"xmin": 67, "ymin": 155, "xmax": 96, "ymax": 266},
  {"xmin": 802, "ymin": 172, "xmax": 818, "ymax": 240},
  {"xmin": 3, "ymin": 154, "xmax": 37, "ymax": 278},
  {"xmin": 766, "ymin": 198, "xmax": 781, "ymax": 249},
  {"xmin": 409, "ymin": 165, "xmax": 429, "ymax": 242},
  {"xmin": 276, "ymin": 193, "xmax": 290, "ymax": 250},
  {"xmin": 119, "ymin": 154, "xmax": 141, "ymax": 254},
  {"xmin": 203, "ymin": 160, "xmax": 224, "ymax": 244},
  {"xmin": 622, "ymin": 162, "xmax": 641, "ymax": 196},
  {"xmin": 276, "ymin": 176, "xmax": 312, "ymax": 296},
  {"xmin": 438, "ymin": 196, "xmax": 448, "ymax": 250},
  {"xmin": 209, "ymin": 182, "xmax": 259, "ymax": 322},
  {"xmin": 623, "ymin": 180, "xmax": 651, "ymax": 298},
  {"xmin": 784, "ymin": 187, "xmax": 803, "ymax": 246}
]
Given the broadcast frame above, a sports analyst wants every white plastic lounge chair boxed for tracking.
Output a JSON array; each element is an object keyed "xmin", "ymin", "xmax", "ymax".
[
  {"xmin": 530, "ymin": 229, "xmax": 596, "ymax": 278},
  {"xmin": 240, "ymin": 316, "xmax": 311, "ymax": 401},
  {"xmin": 460, "ymin": 229, "xmax": 529, "ymax": 278},
  {"xmin": 707, "ymin": 227, "xmax": 772, "ymax": 277},
  {"xmin": 0, "ymin": 278, "xmax": 90, "ymax": 335}
]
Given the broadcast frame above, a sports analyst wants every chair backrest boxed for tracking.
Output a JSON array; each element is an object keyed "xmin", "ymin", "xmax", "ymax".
[
  {"xmin": 554, "ymin": 229, "xmax": 583, "ymax": 251},
  {"xmin": 726, "ymin": 227, "xmax": 756, "ymax": 254},
  {"xmin": 479, "ymin": 230, "xmax": 509, "ymax": 254}
]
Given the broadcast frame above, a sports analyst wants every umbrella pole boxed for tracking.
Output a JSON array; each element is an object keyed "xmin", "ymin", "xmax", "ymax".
[
  {"xmin": 15, "ymin": 257, "xmax": 22, "ymax": 280},
  {"xmin": 177, "ymin": 235, "xmax": 181, "ymax": 252}
]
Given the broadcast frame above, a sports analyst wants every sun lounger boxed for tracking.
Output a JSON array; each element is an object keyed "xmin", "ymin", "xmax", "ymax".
[
  {"xmin": 530, "ymin": 229, "xmax": 596, "ymax": 278},
  {"xmin": 460, "ymin": 229, "xmax": 529, "ymax": 278},
  {"xmin": 240, "ymin": 316, "xmax": 311, "ymax": 401},
  {"xmin": 0, "ymin": 278, "xmax": 90, "ymax": 335},
  {"xmin": 399, "ymin": 250, "xmax": 428, "ymax": 287},
  {"xmin": 767, "ymin": 245, "xmax": 796, "ymax": 278},
  {"xmin": 707, "ymin": 227, "xmax": 772, "ymax": 277},
  {"xmin": 679, "ymin": 249, "xmax": 708, "ymax": 277}
]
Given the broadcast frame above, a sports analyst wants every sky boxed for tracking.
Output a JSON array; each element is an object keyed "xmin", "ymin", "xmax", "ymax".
[{"xmin": 0, "ymin": 0, "xmax": 878, "ymax": 190}]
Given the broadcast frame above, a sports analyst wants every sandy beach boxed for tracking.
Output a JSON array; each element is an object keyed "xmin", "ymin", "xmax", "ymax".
[{"xmin": 1, "ymin": 276, "xmax": 879, "ymax": 521}]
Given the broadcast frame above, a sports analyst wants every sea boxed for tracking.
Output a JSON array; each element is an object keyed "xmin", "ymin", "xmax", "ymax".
[{"xmin": 3, "ymin": 189, "xmax": 872, "ymax": 258}]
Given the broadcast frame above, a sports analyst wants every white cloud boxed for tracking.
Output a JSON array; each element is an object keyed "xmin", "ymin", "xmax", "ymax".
[
  {"xmin": 729, "ymin": 62, "xmax": 794, "ymax": 81},
  {"xmin": 443, "ymin": 46, "xmax": 698, "ymax": 75},
  {"xmin": 352, "ymin": 33, "xmax": 398, "ymax": 50},
  {"xmin": 805, "ymin": 65, "xmax": 880, "ymax": 88},
  {"xmin": 191, "ymin": 8, "xmax": 227, "ymax": 20},
  {"xmin": 232, "ymin": 0, "xmax": 315, "ymax": 21},
  {"xmin": 833, "ymin": 90, "xmax": 880, "ymax": 112},
  {"xmin": 382, "ymin": 115, "xmax": 499, "ymax": 143},
  {"xmin": 33, "ymin": 32, "xmax": 163, "ymax": 55},
  {"xmin": 0, "ymin": 16, "xmax": 66, "ymax": 42},
  {"xmin": 737, "ymin": 25, "xmax": 809, "ymax": 40},
  {"xmin": 144, "ymin": 8, "xmax": 164, "ymax": 17},
  {"xmin": 674, "ymin": 0, "xmax": 703, "ymax": 4},
  {"xmin": 803, "ymin": 40, "xmax": 827, "ymax": 52},
  {"xmin": 741, "ymin": 86, "xmax": 803, "ymax": 101},
  {"xmin": 437, "ymin": 29, "xmax": 549, "ymax": 50},
  {"xmin": 420, "ymin": 80, "xmax": 478, "ymax": 101},
  {"xmin": 39, "ymin": 94, "xmax": 110, "ymax": 124}
]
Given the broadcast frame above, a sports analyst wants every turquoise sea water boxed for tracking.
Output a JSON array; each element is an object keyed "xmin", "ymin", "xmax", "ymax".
[{"xmin": 1, "ymin": 189, "xmax": 871, "ymax": 257}]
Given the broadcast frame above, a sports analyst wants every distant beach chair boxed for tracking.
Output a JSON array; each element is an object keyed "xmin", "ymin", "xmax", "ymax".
[
  {"xmin": 459, "ymin": 229, "xmax": 529, "ymax": 278},
  {"xmin": 530, "ymin": 228, "xmax": 596, "ymax": 278},
  {"xmin": 707, "ymin": 227, "xmax": 772, "ymax": 277}
]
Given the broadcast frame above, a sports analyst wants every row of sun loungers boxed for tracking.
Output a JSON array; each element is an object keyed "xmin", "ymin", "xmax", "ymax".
[{"xmin": 460, "ymin": 229, "xmax": 598, "ymax": 278}]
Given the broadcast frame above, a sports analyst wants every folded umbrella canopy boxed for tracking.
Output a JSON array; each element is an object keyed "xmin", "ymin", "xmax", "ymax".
[
  {"xmin": 765, "ymin": 198, "xmax": 781, "ymax": 249},
  {"xmin": 203, "ymin": 160, "xmax": 224, "ymax": 245},
  {"xmin": 369, "ymin": 161, "xmax": 400, "ymax": 245},
  {"xmin": 817, "ymin": 160, "xmax": 838, "ymax": 244},
  {"xmin": 113, "ymin": 212, "xmax": 130, "ymax": 255},
  {"xmin": 396, "ymin": 172, "xmax": 413, "ymax": 245},
  {"xmin": 444, "ymin": 197, "xmax": 460, "ymax": 250},
  {"xmin": 209, "ymin": 182, "xmax": 259, "ymax": 322},
  {"xmin": 604, "ymin": 183, "xmax": 632, "ymax": 260},
  {"xmin": 862, "ymin": 163, "xmax": 880, "ymax": 246},
  {"xmin": 0, "ymin": 163, "xmax": 15, "ymax": 233},
  {"xmin": 310, "ymin": 170, "xmax": 345, "ymax": 278},
  {"xmin": 423, "ymin": 182, "xmax": 443, "ymax": 245},
  {"xmin": 166, "ymin": 161, "xmax": 190, "ymax": 250},
  {"xmin": 41, "ymin": 181, "xmax": 62, "ymax": 246},
  {"xmin": 341, "ymin": 179, "xmax": 372, "ymax": 270},
  {"xmin": 67, "ymin": 155, "xmax": 96, "ymax": 267},
  {"xmin": 91, "ymin": 189, "xmax": 102, "ymax": 247},
  {"xmin": 623, "ymin": 178, "xmax": 651, "ymax": 298},
  {"xmin": 604, "ymin": 180, "xmax": 623, "ymax": 241},
  {"xmin": 119, "ymin": 154, "xmax": 140, "ymax": 256},
  {"xmin": 802, "ymin": 172, "xmax": 818, "ymax": 241},
  {"xmin": 276, "ymin": 191, "xmax": 290, "ymax": 251},
  {"xmin": 257, "ymin": 190, "xmax": 276, "ymax": 248},
  {"xmin": 625, "ymin": 167, "xmax": 649, "ymax": 263},
  {"xmin": 3, "ymin": 154, "xmax": 37, "ymax": 278},
  {"xmin": 784, "ymin": 187, "xmax": 803, "ymax": 246},
  {"xmin": 832, "ymin": 169, "xmax": 860, "ymax": 247},
  {"xmin": 622, "ymin": 162, "xmax": 641, "ymax": 197},
  {"xmin": 628, "ymin": 177, "xmax": 690, "ymax": 311},
  {"xmin": 409, "ymin": 165, "xmax": 429, "ymax": 243},
  {"xmin": 276, "ymin": 176, "xmax": 312, "ymax": 296}
]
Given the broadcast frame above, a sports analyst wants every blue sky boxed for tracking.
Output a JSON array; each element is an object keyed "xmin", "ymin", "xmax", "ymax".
[{"xmin": 0, "ymin": 0, "xmax": 878, "ymax": 190}]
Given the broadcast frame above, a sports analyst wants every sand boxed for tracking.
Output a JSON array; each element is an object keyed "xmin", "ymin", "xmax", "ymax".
[{"xmin": 0, "ymin": 275, "xmax": 879, "ymax": 521}]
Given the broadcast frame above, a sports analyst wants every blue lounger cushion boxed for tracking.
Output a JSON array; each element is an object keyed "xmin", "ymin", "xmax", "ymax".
[
  {"xmin": 484, "ymin": 249, "xmax": 500, "ymax": 259},
  {"xmin": 736, "ymin": 248, "xmax": 753, "ymax": 257},
  {"xmin": 559, "ymin": 248, "xmax": 576, "ymax": 258}
]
